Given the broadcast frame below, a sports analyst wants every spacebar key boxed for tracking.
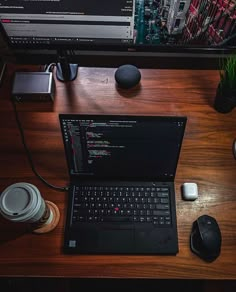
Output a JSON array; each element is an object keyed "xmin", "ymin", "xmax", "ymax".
[
  {"xmin": 153, "ymin": 210, "xmax": 170, "ymax": 216},
  {"xmin": 102, "ymin": 216, "xmax": 132, "ymax": 222}
]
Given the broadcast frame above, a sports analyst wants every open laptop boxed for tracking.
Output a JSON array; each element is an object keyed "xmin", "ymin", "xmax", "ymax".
[{"xmin": 59, "ymin": 114, "xmax": 187, "ymax": 254}]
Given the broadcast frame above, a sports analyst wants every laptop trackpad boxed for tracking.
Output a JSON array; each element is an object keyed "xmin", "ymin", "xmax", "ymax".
[{"xmin": 99, "ymin": 230, "xmax": 135, "ymax": 251}]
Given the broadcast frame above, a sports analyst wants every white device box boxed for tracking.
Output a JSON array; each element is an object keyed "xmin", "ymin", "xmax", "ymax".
[{"xmin": 182, "ymin": 182, "xmax": 198, "ymax": 201}]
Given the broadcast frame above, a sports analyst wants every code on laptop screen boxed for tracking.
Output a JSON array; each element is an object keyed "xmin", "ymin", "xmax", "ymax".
[{"xmin": 59, "ymin": 114, "xmax": 187, "ymax": 180}]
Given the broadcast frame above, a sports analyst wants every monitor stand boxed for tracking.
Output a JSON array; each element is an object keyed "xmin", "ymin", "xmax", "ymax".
[{"xmin": 56, "ymin": 50, "xmax": 78, "ymax": 82}]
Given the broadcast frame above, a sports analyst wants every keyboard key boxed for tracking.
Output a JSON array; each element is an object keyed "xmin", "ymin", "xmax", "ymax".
[{"xmin": 102, "ymin": 216, "xmax": 132, "ymax": 222}]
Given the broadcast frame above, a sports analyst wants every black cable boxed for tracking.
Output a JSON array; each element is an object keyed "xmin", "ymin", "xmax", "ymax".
[{"xmin": 12, "ymin": 100, "xmax": 69, "ymax": 192}]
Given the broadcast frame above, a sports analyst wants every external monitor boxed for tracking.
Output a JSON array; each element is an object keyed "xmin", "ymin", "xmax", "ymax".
[{"xmin": 0, "ymin": 0, "xmax": 236, "ymax": 81}]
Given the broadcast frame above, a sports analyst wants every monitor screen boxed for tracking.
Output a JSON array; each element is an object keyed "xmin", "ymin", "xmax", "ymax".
[
  {"xmin": 0, "ymin": 0, "xmax": 135, "ymax": 48},
  {"xmin": 0, "ymin": 1, "xmax": 236, "ymax": 74}
]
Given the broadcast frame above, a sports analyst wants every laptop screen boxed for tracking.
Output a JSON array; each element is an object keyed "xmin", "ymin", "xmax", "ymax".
[{"xmin": 59, "ymin": 114, "xmax": 187, "ymax": 180}]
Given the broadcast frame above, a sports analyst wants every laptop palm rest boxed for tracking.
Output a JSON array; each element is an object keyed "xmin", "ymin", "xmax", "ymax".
[{"xmin": 70, "ymin": 229, "xmax": 135, "ymax": 253}]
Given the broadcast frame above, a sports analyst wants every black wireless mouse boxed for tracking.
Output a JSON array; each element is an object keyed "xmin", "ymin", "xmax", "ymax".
[{"xmin": 190, "ymin": 214, "xmax": 222, "ymax": 262}]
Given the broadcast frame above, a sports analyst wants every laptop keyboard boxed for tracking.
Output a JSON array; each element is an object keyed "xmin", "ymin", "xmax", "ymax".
[{"xmin": 71, "ymin": 185, "xmax": 172, "ymax": 227}]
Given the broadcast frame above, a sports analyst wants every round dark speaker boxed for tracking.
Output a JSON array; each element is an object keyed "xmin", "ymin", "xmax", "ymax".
[{"xmin": 115, "ymin": 64, "xmax": 141, "ymax": 89}]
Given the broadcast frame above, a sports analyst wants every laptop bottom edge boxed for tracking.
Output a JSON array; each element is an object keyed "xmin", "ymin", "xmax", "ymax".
[{"xmin": 64, "ymin": 226, "xmax": 179, "ymax": 255}]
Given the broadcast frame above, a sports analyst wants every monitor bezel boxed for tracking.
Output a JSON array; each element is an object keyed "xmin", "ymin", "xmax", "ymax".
[{"xmin": 1, "ymin": 19, "xmax": 235, "ymax": 70}]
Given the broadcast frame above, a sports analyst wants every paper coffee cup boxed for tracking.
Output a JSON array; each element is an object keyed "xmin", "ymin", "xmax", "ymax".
[{"xmin": 0, "ymin": 182, "xmax": 49, "ymax": 224}]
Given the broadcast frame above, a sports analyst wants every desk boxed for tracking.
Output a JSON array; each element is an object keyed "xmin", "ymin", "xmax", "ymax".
[{"xmin": 0, "ymin": 64, "xmax": 235, "ymax": 279}]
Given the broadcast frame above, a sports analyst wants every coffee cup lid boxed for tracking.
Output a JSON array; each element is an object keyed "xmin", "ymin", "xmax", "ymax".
[{"xmin": 0, "ymin": 182, "xmax": 38, "ymax": 221}]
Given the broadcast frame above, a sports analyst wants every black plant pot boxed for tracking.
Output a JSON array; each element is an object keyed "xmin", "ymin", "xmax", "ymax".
[{"xmin": 214, "ymin": 84, "xmax": 236, "ymax": 113}]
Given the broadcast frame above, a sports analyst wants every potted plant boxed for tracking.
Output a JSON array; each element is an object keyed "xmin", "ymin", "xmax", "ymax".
[{"xmin": 214, "ymin": 53, "xmax": 236, "ymax": 113}]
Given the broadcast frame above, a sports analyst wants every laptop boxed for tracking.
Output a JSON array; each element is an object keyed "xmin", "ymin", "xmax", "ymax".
[{"xmin": 59, "ymin": 114, "xmax": 187, "ymax": 254}]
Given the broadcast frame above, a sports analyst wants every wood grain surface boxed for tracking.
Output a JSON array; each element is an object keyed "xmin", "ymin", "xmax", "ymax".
[{"xmin": 0, "ymin": 63, "xmax": 235, "ymax": 279}]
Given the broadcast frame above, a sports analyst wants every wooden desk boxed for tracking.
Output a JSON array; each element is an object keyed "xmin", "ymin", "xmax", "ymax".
[{"xmin": 0, "ymin": 64, "xmax": 235, "ymax": 279}]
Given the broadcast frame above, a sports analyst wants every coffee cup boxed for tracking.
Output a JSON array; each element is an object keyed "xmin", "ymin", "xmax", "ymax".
[{"xmin": 0, "ymin": 182, "xmax": 51, "ymax": 225}]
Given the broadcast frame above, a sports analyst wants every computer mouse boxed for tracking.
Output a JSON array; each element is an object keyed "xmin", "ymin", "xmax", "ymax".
[{"xmin": 190, "ymin": 214, "xmax": 222, "ymax": 262}]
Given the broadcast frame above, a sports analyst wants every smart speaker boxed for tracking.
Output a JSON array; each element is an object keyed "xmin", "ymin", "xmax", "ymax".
[{"xmin": 115, "ymin": 64, "xmax": 141, "ymax": 89}]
